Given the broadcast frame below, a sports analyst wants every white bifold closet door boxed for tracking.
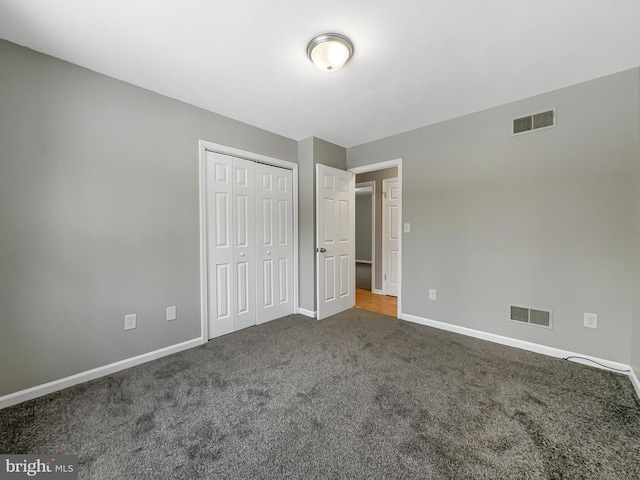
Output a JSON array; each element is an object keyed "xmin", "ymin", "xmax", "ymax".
[
  {"xmin": 206, "ymin": 151, "xmax": 293, "ymax": 339},
  {"xmin": 255, "ymin": 162, "xmax": 294, "ymax": 324}
]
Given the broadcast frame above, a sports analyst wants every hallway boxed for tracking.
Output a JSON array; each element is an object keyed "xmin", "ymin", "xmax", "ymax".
[
  {"xmin": 355, "ymin": 288, "xmax": 397, "ymax": 317},
  {"xmin": 355, "ymin": 262, "xmax": 397, "ymax": 317}
]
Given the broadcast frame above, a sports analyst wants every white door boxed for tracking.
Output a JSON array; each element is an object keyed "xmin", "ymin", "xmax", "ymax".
[
  {"xmin": 232, "ymin": 157, "xmax": 256, "ymax": 331},
  {"xmin": 206, "ymin": 153, "xmax": 294, "ymax": 338},
  {"xmin": 316, "ymin": 164, "xmax": 355, "ymax": 320},
  {"xmin": 206, "ymin": 152, "xmax": 235, "ymax": 337},
  {"xmin": 382, "ymin": 178, "xmax": 399, "ymax": 297},
  {"xmin": 206, "ymin": 153, "xmax": 256, "ymax": 338},
  {"xmin": 255, "ymin": 163, "xmax": 294, "ymax": 324}
]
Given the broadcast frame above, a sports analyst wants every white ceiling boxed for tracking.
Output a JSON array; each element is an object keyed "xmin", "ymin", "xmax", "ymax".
[{"xmin": 1, "ymin": 0, "xmax": 639, "ymax": 148}]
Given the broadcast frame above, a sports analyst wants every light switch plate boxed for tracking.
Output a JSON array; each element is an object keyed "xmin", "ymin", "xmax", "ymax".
[
  {"xmin": 166, "ymin": 306, "xmax": 177, "ymax": 321},
  {"xmin": 404, "ymin": 223, "xmax": 411, "ymax": 233}
]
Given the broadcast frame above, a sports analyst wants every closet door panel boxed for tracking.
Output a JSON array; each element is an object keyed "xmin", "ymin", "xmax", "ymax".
[
  {"xmin": 206, "ymin": 152, "xmax": 234, "ymax": 338},
  {"xmin": 256, "ymin": 163, "xmax": 294, "ymax": 324},
  {"xmin": 232, "ymin": 157, "xmax": 256, "ymax": 331},
  {"xmin": 207, "ymin": 152, "xmax": 293, "ymax": 338}
]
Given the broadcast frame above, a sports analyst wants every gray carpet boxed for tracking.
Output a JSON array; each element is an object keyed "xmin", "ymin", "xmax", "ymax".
[
  {"xmin": 1, "ymin": 310, "xmax": 640, "ymax": 479},
  {"xmin": 356, "ymin": 262, "xmax": 372, "ymax": 291}
]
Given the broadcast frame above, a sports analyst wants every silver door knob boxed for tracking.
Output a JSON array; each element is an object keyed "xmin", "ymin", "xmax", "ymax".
[
  {"xmin": 240, "ymin": 252, "xmax": 245, "ymax": 257},
  {"xmin": 267, "ymin": 251, "xmax": 271, "ymax": 255}
]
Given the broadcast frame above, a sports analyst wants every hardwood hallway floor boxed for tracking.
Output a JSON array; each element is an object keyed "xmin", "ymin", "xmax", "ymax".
[{"xmin": 355, "ymin": 288, "xmax": 397, "ymax": 317}]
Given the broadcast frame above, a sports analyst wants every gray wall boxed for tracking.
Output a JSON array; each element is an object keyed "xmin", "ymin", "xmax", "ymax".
[
  {"xmin": 355, "ymin": 168, "xmax": 398, "ymax": 291},
  {"xmin": 348, "ymin": 69, "xmax": 639, "ymax": 364},
  {"xmin": 297, "ymin": 137, "xmax": 346, "ymax": 313},
  {"xmin": 355, "ymin": 189, "xmax": 373, "ymax": 262},
  {"xmin": 297, "ymin": 138, "xmax": 315, "ymax": 313},
  {"xmin": 633, "ymin": 74, "xmax": 640, "ymax": 375},
  {"xmin": 0, "ymin": 39, "xmax": 297, "ymax": 396}
]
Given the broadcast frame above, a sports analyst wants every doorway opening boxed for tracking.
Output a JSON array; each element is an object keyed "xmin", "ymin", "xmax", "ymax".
[
  {"xmin": 355, "ymin": 182, "xmax": 374, "ymax": 292},
  {"xmin": 349, "ymin": 159, "xmax": 402, "ymax": 318}
]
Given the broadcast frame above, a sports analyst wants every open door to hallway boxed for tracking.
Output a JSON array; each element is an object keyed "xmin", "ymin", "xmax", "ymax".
[{"xmin": 316, "ymin": 164, "xmax": 355, "ymax": 320}]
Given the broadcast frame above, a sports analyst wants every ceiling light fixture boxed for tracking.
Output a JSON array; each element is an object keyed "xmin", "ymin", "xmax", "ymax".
[{"xmin": 306, "ymin": 33, "xmax": 354, "ymax": 72}]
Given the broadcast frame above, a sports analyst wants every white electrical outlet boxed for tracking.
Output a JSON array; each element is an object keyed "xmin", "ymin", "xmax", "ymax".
[
  {"xmin": 584, "ymin": 313, "xmax": 598, "ymax": 329},
  {"xmin": 166, "ymin": 306, "xmax": 177, "ymax": 321},
  {"xmin": 124, "ymin": 314, "xmax": 137, "ymax": 330},
  {"xmin": 429, "ymin": 289, "xmax": 437, "ymax": 301}
]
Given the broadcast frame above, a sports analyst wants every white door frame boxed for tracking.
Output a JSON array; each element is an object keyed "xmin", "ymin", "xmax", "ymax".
[
  {"xmin": 199, "ymin": 140, "xmax": 299, "ymax": 341},
  {"xmin": 355, "ymin": 181, "xmax": 375, "ymax": 292},
  {"xmin": 349, "ymin": 159, "xmax": 402, "ymax": 318}
]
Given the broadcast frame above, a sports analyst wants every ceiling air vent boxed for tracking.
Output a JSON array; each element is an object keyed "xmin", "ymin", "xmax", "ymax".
[
  {"xmin": 509, "ymin": 304, "xmax": 552, "ymax": 329},
  {"xmin": 512, "ymin": 109, "xmax": 556, "ymax": 135}
]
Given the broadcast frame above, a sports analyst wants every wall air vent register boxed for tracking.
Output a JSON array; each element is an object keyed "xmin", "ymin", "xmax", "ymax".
[
  {"xmin": 509, "ymin": 304, "xmax": 552, "ymax": 329},
  {"xmin": 513, "ymin": 109, "xmax": 556, "ymax": 135}
]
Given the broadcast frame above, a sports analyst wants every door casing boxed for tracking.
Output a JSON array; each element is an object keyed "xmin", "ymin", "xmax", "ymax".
[{"xmin": 349, "ymin": 159, "xmax": 402, "ymax": 318}]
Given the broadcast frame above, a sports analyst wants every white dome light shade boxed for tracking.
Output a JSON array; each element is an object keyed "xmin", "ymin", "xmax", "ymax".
[{"xmin": 307, "ymin": 33, "xmax": 354, "ymax": 72}]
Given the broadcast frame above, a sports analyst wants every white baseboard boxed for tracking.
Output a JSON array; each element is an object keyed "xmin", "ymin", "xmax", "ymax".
[
  {"xmin": 0, "ymin": 337, "xmax": 204, "ymax": 410},
  {"xmin": 401, "ymin": 313, "xmax": 631, "ymax": 373},
  {"xmin": 298, "ymin": 308, "xmax": 316, "ymax": 318},
  {"xmin": 356, "ymin": 260, "xmax": 372, "ymax": 264},
  {"xmin": 4, "ymin": 315, "xmax": 637, "ymax": 408},
  {"xmin": 630, "ymin": 368, "xmax": 640, "ymax": 400},
  {"xmin": 373, "ymin": 289, "xmax": 384, "ymax": 295}
]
